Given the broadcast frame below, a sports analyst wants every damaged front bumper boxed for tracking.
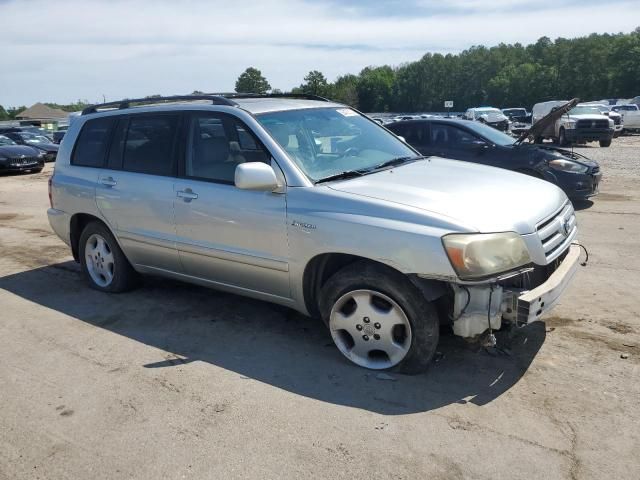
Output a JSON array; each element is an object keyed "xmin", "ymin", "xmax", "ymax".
[
  {"xmin": 506, "ymin": 244, "xmax": 581, "ymax": 325},
  {"xmin": 451, "ymin": 244, "xmax": 581, "ymax": 337}
]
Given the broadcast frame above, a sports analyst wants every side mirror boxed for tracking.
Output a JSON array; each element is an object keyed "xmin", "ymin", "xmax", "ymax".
[
  {"xmin": 235, "ymin": 162, "xmax": 278, "ymax": 191},
  {"xmin": 471, "ymin": 140, "xmax": 490, "ymax": 153}
]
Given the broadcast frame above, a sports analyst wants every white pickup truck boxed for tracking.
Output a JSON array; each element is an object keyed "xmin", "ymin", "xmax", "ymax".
[
  {"xmin": 612, "ymin": 104, "xmax": 640, "ymax": 132},
  {"xmin": 532, "ymin": 100, "xmax": 614, "ymax": 147}
]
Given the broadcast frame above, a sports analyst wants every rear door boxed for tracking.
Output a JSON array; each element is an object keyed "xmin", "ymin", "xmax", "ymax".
[
  {"xmin": 173, "ymin": 111, "xmax": 290, "ymax": 299},
  {"xmin": 388, "ymin": 122, "xmax": 430, "ymax": 155},
  {"xmin": 95, "ymin": 113, "xmax": 182, "ymax": 273}
]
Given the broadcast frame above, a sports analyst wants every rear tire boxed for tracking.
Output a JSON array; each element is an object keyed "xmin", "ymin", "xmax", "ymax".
[
  {"xmin": 319, "ymin": 261, "xmax": 440, "ymax": 374},
  {"xmin": 79, "ymin": 221, "xmax": 139, "ymax": 293},
  {"xmin": 599, "ymin": 138, "xmax": 612, "ymax": 147}
]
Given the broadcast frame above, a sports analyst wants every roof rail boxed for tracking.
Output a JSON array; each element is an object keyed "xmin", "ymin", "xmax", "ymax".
[
  {"xmin": 81, "ymin": 95, "xmax": 237, "ymax": 115},
  {"xmin": 214, "ymin": 92, "xmax": 331, "ymax": 102}
]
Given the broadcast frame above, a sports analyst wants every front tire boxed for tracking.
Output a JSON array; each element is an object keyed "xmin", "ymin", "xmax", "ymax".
[
  {"xmin": 599, "ymin": 138, "xmax": 612, "ymax": 147},
  {"xmin": 319, "ymin": 261, "xmax": 440, "ymax": 374},
  {"xmin": 79, "ymin": 221, "xmax": 138, "ymax": 292}
]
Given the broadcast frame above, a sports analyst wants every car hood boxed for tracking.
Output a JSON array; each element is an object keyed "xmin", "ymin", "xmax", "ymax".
[
  {"xmin": 517, "ymin": 98, "xmax": 579, "ymax": 144},
  {"xmin": 567, "ymin": 114, "xmax": 609, "ymax": 120},
  {"xmin": 514, "ymin": 144, "xmax": 599, "ymax": 169},
  {"xmin": 478, "ymin": 111, "xmax": 508, "ymax": 122},
  {"xmin": 30, "ymin": 143, "xmax": 58, "ymax": 153},
  {"xmin": 0, "ymin": 145, "xmax": 41, "ymax": 158},
  {"xmin": 327, "ymin": 158, "xmax": 566, "ymax": 234}
]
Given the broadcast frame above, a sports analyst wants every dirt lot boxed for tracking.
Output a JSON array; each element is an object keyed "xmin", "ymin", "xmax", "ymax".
[{"xmin": 1, "ymin": 137, "xmax": 639, "ymax": 480}]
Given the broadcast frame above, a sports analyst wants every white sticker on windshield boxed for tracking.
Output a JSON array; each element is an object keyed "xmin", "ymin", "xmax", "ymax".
[{"xmin": 336, "ymin": 108, "xmax": 358, "ymax": 117}]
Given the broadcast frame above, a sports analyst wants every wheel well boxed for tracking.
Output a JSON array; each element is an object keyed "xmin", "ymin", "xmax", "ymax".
[
  {"xmin": 69, "ymin": 213, "xmax": 107, "ymax": 261},
  {"xmin": 302, "ymin": 253, "xmax": 448, "ymax": 319}
]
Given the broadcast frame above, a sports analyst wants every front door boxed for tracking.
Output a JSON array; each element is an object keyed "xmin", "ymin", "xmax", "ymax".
[{"xmin": 173, "ymin": 112, "xmax": 290, "ymax": 300}]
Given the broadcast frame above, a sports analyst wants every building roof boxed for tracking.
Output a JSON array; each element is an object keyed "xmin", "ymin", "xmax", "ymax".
[{"xmin": 16, "ymin": 103, "xmax": 69, "ymax": 120}]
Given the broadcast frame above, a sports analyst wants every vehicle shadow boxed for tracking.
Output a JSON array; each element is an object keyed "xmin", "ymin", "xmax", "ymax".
[
  {"xmin": 572, "ymin": 199, "xmax": 594, "ymax": 211},
  {"xmin": 0, "ymin": 261, "xmax": 546, "ymax": 415}
]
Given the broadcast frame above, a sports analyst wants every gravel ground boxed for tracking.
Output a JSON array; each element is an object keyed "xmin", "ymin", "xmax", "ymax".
[{"xmin": 0, "ymin": 137, "xmax": 639, "ymax": 479}]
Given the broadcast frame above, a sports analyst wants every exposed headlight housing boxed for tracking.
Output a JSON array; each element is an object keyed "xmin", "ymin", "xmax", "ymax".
[
  {"xmin": 549, "ymin": 158, "xmax": 589, "ymax": 173},
  {"xmin": 37, "ymin": 150, "xmax": 46, "ymax": 157},
  {"xmin": 564, "ymin": 120, "xmax": 577, "ymax": 128},
  {"xmin": 442, "ymin": 232, "xmax": 531, "ymax": 280}
]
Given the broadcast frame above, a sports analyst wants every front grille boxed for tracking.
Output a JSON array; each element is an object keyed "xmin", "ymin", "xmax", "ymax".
[
  {"xmin": 576, "ymin": 119, "xmax": 609, "ymax": 129},
  {"xmin": 10, "ymin": 156, "xmax": 39, "ymax": 166},
  {"xmin": 536, "ymin": 202, "xmax": 577, "ymax": 262}
]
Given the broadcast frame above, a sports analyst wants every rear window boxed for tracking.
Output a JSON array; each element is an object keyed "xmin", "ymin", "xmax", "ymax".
[
  {"xmin": 122, "ymin": 115, "xmax": 179, "ymax": 176},
  {"xmin": 72, "ymin": 117, "xmax": 115, "ymax": 167}
]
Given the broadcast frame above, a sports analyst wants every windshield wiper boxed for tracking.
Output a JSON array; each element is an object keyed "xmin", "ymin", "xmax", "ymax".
[
  {"xmin": 314, "ymin": 156, "xmax": 427, "ymax": 184},
  {"xmin": 314, "ymin": 170, "xmax": 365, "ymax": 184},
  {"xmin": 361, "ymin": 155, "xmax": 428, "ymax": 173}
]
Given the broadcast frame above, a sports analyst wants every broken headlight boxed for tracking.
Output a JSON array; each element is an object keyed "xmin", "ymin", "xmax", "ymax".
[{"xmin": 442, "ymin": 232, "xmax": 531, "ymax": 280}]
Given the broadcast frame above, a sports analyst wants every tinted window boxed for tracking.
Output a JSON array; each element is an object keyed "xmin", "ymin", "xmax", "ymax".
[
  {"xmin": 186, "ymin": 114, "xmax": 269, "ymax": 183},
  {"xmin": 431, "ymin": 124, "xmax": 482, "ymax": 149},
  {"xmin": 122, "ymin": 115, "xmax": 178, "ymax": 176},
  {"xmin": 389, "ymin": 122, "xmax": 428, "ymax": 145},
  {"xmin": 72, "ymin": 117, "xmax": 115, "ymax": 167}
]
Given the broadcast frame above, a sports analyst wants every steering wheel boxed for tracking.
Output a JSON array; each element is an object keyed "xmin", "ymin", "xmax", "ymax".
[{"xmin": 341, "ymin": 147, "xmax": 361, "ymax": 158}]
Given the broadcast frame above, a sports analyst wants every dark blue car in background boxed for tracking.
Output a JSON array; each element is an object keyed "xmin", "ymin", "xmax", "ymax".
[{"xmin": 387, "ymin": 118, "xmax": 601, "ymax": 201}]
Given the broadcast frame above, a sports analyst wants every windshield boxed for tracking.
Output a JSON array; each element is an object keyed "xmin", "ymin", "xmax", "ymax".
[
  {"xmin": 570, "ymin": 106, "xmax": 604, "ymax": 116},
  {"xmin": 466, "ymin": 121, "xmax": 516, "ymax": 146},
  {"xmin": 19, "ymin": 133, "xmax": 51, "ymax": 144},
  {"xmin": 475, "ymin": 109, "xmax": 501, "ymax": 116},
  {"xmin": 0, "ymin": 135, "xmax": 17, "ymax": 146},
  {"xmin": 256, "ymin": 107, "xmax": 418, "ymax": 182}
]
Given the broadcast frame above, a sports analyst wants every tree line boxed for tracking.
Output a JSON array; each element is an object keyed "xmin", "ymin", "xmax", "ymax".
[
  {"xmin": 2, "ymin": 29, "xmax": 637, "ymax": 119},
  {"xmin": 234, "ymin": 28, "xmax": 640, "ymax": 112}
]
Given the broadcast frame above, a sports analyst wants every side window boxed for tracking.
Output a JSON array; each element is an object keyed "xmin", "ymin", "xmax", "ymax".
[
  {"xmin": 72, "ymin": 117, "xmax": 115, "ymax": 167},
  {"xmin": 431, "ymin": 124, "xmax": 482, "ymax": 149},
  {"xmin": 185, "ymin": 114, "xmax": 269, "ymax": 183},
  {"xmin": 391, "ymin": 123, "xmax": 428, "ymax": 146},
  {"xmin": 122, "ymin": 115, "xmax": 179, "ymax": 176}
]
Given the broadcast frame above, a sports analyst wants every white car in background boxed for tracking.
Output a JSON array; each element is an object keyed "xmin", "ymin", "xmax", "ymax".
[
  {"xmin": 463, "ymin": 107, "xmax": 510, "ymax": 131},
  {"xmin": 611, "ymin": 104, "xmax": 640, "ymax": 132},
  {"xmin": 532, "ymin": 99, "xmax": 614, "ymax": 147}
]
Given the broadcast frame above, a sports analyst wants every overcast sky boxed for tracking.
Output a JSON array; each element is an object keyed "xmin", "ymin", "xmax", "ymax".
[{"xmin": 0, "ymin": 0, "xmax": 637, "ymax": 107}]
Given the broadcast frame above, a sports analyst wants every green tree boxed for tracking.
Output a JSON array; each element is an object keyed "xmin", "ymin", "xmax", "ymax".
[
  {"xmin": 328, "ymin": 74, "xmax": 360, "ymax": 107},
  {"xmin": 235, "ymin": 67, "xmax": 271, "ymax": 94},
  {"xmin": 0, "ymin": 105, "xmax": 9, "ymax": 120},
  {"xmin": 300, "ymin": 70, "xmax": 329, "ymax": 96},
  {"xmin": 357, "ymin": 66, "xmax": 395, "ymax": 112}
]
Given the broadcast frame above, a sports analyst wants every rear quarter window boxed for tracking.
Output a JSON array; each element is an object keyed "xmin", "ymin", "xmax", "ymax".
[{"xmin": 71, "ymin": 117, "xmax": 115, "ymax": 167}]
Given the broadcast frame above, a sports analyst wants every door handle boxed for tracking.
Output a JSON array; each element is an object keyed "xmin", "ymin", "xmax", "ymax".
[
  {"xmin": 176, "ymin": 189, "xmax": 198, "ymax": 201},
  {"xmin": 100, "ymin": 176, "xmax": 117, "ymax": 187}
]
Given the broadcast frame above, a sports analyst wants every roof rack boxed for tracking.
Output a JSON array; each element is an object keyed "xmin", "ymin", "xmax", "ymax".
[
  {"xmin": 211, "ymin": 92, "xmax": 331, "ymax": 102},
  {"xmin": 81, "ymin": 92, "xmax": 331, "ymax": 116},
  {"xmin": 81, "ymin": 95, "xmax": 237, "ymax": 115}
]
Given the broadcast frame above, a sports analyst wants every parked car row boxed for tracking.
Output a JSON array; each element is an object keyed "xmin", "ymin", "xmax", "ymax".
[
  {"xmin": 0, "ymin": 134, "xmax": 45, "ymax": 174},
  {"xmin": 0, "ymin": 127, "xmax": 59, "ymax": 162}
]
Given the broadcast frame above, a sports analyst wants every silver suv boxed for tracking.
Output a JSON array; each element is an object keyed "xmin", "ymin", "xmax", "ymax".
[{"xmin": 48, "ymin": 94, "xmax": 581, "ymax": 373}]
